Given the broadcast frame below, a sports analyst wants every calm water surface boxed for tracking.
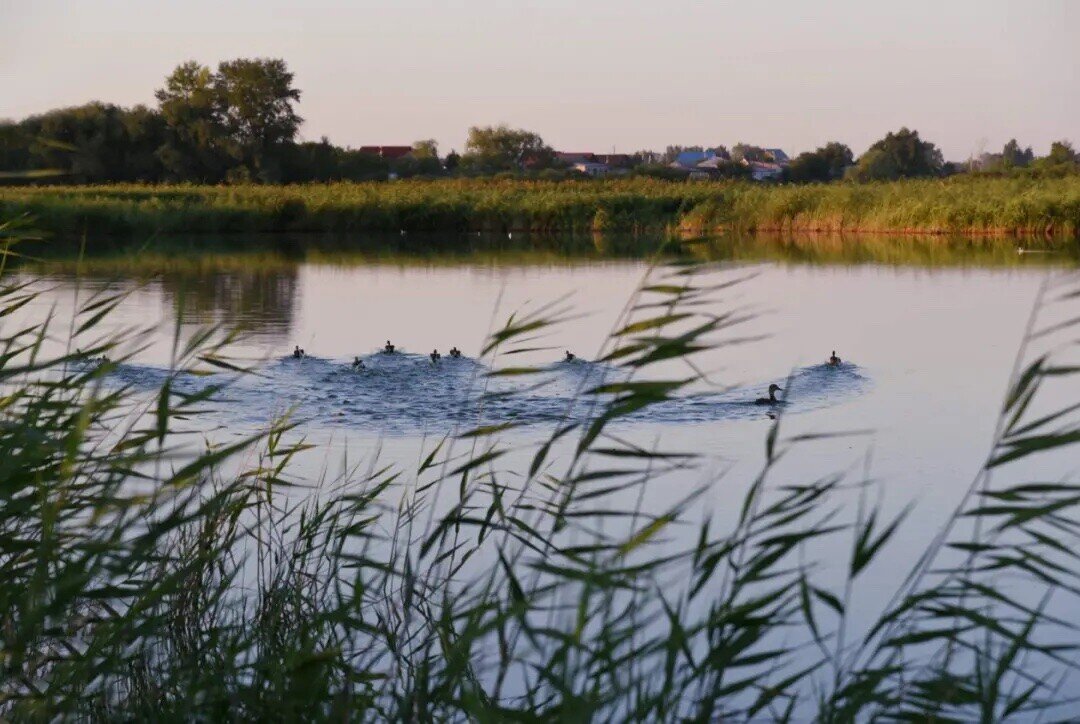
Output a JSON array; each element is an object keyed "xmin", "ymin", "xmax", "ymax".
[{"xmin": 14, "ymin": 237, "xmax": 1080, "ymax": 639}]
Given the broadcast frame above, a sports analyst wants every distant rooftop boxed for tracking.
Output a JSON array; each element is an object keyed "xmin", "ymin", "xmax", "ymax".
[{"xmin": 359, "ymin": 146, "xmax": 414, "ymax": 159}]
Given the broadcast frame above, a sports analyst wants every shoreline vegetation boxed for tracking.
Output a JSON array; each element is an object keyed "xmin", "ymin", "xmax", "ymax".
[{"xmin": 3, "ymin": 175, "xmax": 1080, "ymax": 242}]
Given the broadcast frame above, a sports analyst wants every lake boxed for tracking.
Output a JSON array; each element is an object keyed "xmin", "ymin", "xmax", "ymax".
[{"xmin": 11, "ymin": 232, "xmax": 1080, "ymax": 712}]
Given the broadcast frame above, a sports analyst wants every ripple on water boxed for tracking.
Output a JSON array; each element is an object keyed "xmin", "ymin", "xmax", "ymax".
[{"xmin": 100, "ymin": 355, "xmax": 870, "ymax": 434}]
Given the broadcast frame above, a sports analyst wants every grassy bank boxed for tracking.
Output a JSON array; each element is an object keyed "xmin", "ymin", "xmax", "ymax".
[{"xmin": 2, "ymin": 175, "xmax": 1079, "ymax": 239}]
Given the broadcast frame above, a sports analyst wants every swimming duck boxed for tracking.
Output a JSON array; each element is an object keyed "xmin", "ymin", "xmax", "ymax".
[
  {"xmin": 430, "ymin": 349, "xmax": 442, "ymax": 362},
  {"xmin": 352, "ymin": 356, "xmax": 365, "ymax": 370},
  {"xmin": 755, "ymin": 384, "xmax": 784, "ymax": 405},
  {"xmin": 565, "ymin": 350, "xmax": 576, "ymax": 362},
  {"xmin": 828, "ymin": 350, "xmax": 842, "ymax": 366},
  {"xmin": 384, "ymin": 340, "xmax": 396, "ymax": 354}
]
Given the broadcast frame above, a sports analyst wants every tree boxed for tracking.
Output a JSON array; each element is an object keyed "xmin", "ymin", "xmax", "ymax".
[
  {"xmin": 462, "ymin": 125, "xmax": 553, "ymax": 173},
  {"xmin": 1029, "ymin": 140, "xmax": 1078, "ymax": 175},
  {"xmin": 397, "ymin": 139, "xmax": 443, "ymax": 177},
  {"xmin": 2, "ymin": 103, "xmax": 166, "ymax": 182},
  {"xmin": 443, "ymin": 149, "xmax": 461, "ymax": 173},
  {"xmin": 849, "ymin": 128, "xmax": 943, "ymax": 181},
  {"xmin": 787, "ymin": 142, "xmax": 854, "ymax": 182},
  {"xmin": 412, "ymin": 139, "xmax": 438, "ymax": 160},
  {"xmin": 1001, "ymin": 139, "xmax": 1034, "ymax": 168},
  {"xmin": 154, "ymin": 58, "xmax": 302, "ymax": 182},
  {"xmin": 213, "ymin": 58, "xmax": 302, "ymax": 182},
  {"xmin": 731, "ymin": 144, "xmax": 770, "ymax": 163},
  {"xmin": 1046, "ymin": 140, "xmax": 1077, "ymax": 165},
  {"xmin": 155, "ymin": 61, "xmax": 231, "ymax": 182},
  {"xmin": 845, "ymin": 148, "xmax": 901, "ymax": 182},
  {"xmin": 281, "ymin": 137, "xmax": 340, "ymax": 182}
]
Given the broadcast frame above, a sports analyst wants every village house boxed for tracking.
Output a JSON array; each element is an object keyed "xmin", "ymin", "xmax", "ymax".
[
  {"xmin": 358, "ymin": 146, "xmax": 414, "ymax": 160},
  {"xmin": 671, "ymin": 150, "xmax": 714, "ymax": 169},
  {"xmin": 763, "ymin": 148, "xmax": 790, "ymax": 164},
  {"xmin": 555, "ymin": 151, "xmax": 633, "ymax": 177},
  {"xmin": 595, "ymin": 154, "xmax": 634, "ymax": 169},
  {"xmin": 747, "ymin": 161, "xmax": 785, "ymax": 181},
  {"xmin": 556, "ymin": 152, "xmax": 599, "ymax": 165},
  {"xmin": 572, "ymin": 161, "xmax": 611, "ymax": 177}
]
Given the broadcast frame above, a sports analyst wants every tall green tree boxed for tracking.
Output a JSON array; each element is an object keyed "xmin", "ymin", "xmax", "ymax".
[
  {"xmin": 1001, "ymin": 138, "xmax": 1034, "ymax": 167},
  {"xmin": 155, "ymin": 61, "xmax": 231, "ymax": 182},
  {"xmin": 461, "ymin": 125, "xmax": 553, "ymax": 173},
  {"xmin": 848, "ymin": 128, "xmax": 943, "ymax": 182},
  {"xmin": 443, "ymin": 149, "xmax": 461, "ymax": 173},
  {"xmin": 1045, "ymin": 140, "xmax": 1077, "ymax": 165},
  {"xmin": 213, "ymin": 58, "xmax": 302, "ymax": 182},
  {"xmin": 787, "ymin": 142, "xmax": 853, "ymax": 182},
  {"xmin": 412, "ymin": 139, "xmax": 438, "ymax": 160}
]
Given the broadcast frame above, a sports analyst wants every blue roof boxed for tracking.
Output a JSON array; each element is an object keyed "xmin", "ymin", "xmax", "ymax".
[{"xmin": 676, "ymin": 150, "xmax": 715, "ymax": 167}]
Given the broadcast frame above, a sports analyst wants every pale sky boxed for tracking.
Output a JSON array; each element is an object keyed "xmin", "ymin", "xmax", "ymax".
[{"xmin": 2, "ymin": 0, "xmax": 1076, "ymax": 160}]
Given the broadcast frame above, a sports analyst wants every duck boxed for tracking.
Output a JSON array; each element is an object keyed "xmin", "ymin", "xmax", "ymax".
[
  {"xmin": 383, "ymin": 340, "xmax": 396, "ymax": 354},
  {"xmin": 352, "ymin": 356, "xmax": 365, "ymax": 370},
  {"xmin": 430, "ymin": 349, "xmax": 442, "ymax": 362},
  {"xmin": 449, "ymin": 347, "xmax": 462, "ymax": 359},
  {"xmin": 565, "ymin": 350, "xmax": 576, "ymax": 362},
  {"xmin": 828, "ymin": 350, "xmax": 842, "ymax": 366},
  {"xmin": 755, "ymin": 384, "xmax": 784, "ymax": 405}
]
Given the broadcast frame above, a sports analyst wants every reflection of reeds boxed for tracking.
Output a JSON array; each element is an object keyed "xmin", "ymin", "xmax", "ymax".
[
  {"xmin": 3, "ymin": 217, "xmax": 1080, "ymax": 719},
  {"xmin": 11, "ymin": 230, "xmax": 1079, "ymax": 279},
  {"xmin": 1, "ymin": 175, "xmax": 1079, "ymax": 238}
]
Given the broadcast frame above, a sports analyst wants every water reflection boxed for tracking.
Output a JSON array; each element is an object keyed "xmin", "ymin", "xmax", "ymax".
[
  {"xmin": 158, "ymin": 268, "xmax": 298, "ymax": 336},
  {"xmin": 21, "ymin": 230, "xmax": 1080, "ymax": 273},
  {"xmin": 16, "ymin": 231, "xmax": 1076, "ymax": 354}
]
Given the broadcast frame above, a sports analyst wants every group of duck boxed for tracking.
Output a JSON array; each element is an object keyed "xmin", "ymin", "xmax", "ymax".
[
  {"xmin": 292, "ymin": 342, "xmax": 581, "ymax": 370},
  {"xmin": 755, "ymin": 350, "xmax": 844, "ymax": 405},
  {"xmin": 289, "ymin": 342, "xmax": 842, "ymax": 406}
]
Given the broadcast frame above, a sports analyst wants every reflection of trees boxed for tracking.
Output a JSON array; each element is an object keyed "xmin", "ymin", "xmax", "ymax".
[{"xmin": 157, "ymin": 268, "xmax": 299, "ymax": 340}]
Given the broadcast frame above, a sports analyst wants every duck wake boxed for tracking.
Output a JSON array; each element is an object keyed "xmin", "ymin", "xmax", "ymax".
[{"xmin": 94, "ymin": 355, "xmax": 870, "ymax": 434}]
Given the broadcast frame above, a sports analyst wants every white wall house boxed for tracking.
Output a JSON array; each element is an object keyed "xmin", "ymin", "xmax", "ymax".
[
  {"xmin": 748, "ymin": 161, "xmax": 784, "ymax": 181},
  {"xmin": 574, "ymin": 162, "xmax": 611, "ymax": 177}
]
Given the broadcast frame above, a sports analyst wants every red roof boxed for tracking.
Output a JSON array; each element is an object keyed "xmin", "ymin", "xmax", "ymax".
[
  {"xmin": 359, "ymin": 146, "xmax": 414, "ymax": 159},
  {"xmin": 556, "ymin": 152, "xmax": 598, "ymax": 162},
  {"xmin": 596, "ymin": 154, "xmax": 633, "ymax": 167}
]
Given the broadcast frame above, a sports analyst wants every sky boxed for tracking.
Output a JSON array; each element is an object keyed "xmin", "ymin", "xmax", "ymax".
[{"xmin": 1, "ymin": 0, "xmax": 1076, "ymax": 160}]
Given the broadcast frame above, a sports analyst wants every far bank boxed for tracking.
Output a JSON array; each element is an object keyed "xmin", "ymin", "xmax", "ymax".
[{"xmin": 1, "ymin": 176, "xmax": 1078, "ymax": 240}]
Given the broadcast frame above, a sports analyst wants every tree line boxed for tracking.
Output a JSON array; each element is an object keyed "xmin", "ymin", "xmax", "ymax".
[{"xmin": 2, "ymin": 57, "xmax": 1077, "ymax": 185}]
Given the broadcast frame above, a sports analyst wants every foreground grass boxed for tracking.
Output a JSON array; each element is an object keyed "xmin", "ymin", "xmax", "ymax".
[
  {"xmin": 4, "ymin": 220, "xmax": 1080, "ymax": 719},
  {"xmin": 2, "ymin": 175, "xmax": 1080, "ymax": 240}
]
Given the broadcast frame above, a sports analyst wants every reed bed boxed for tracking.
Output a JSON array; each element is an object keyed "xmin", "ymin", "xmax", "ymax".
[
  {"xmin": 2, "ymin": 175, "xmax": 1079, "ymax": 240},
  {"xmin": 3, "ymin": 219, "xmax": 1080, "ymax": 720}
]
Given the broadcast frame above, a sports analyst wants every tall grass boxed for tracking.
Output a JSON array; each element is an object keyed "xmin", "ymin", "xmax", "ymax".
[
  {"xmin": 3, "ymin": 220, "xmax": 1080, "ymax": 720},
  {"xmin": 2, "ymin": 175, "xmax": 1080, "ymax": 239}
]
